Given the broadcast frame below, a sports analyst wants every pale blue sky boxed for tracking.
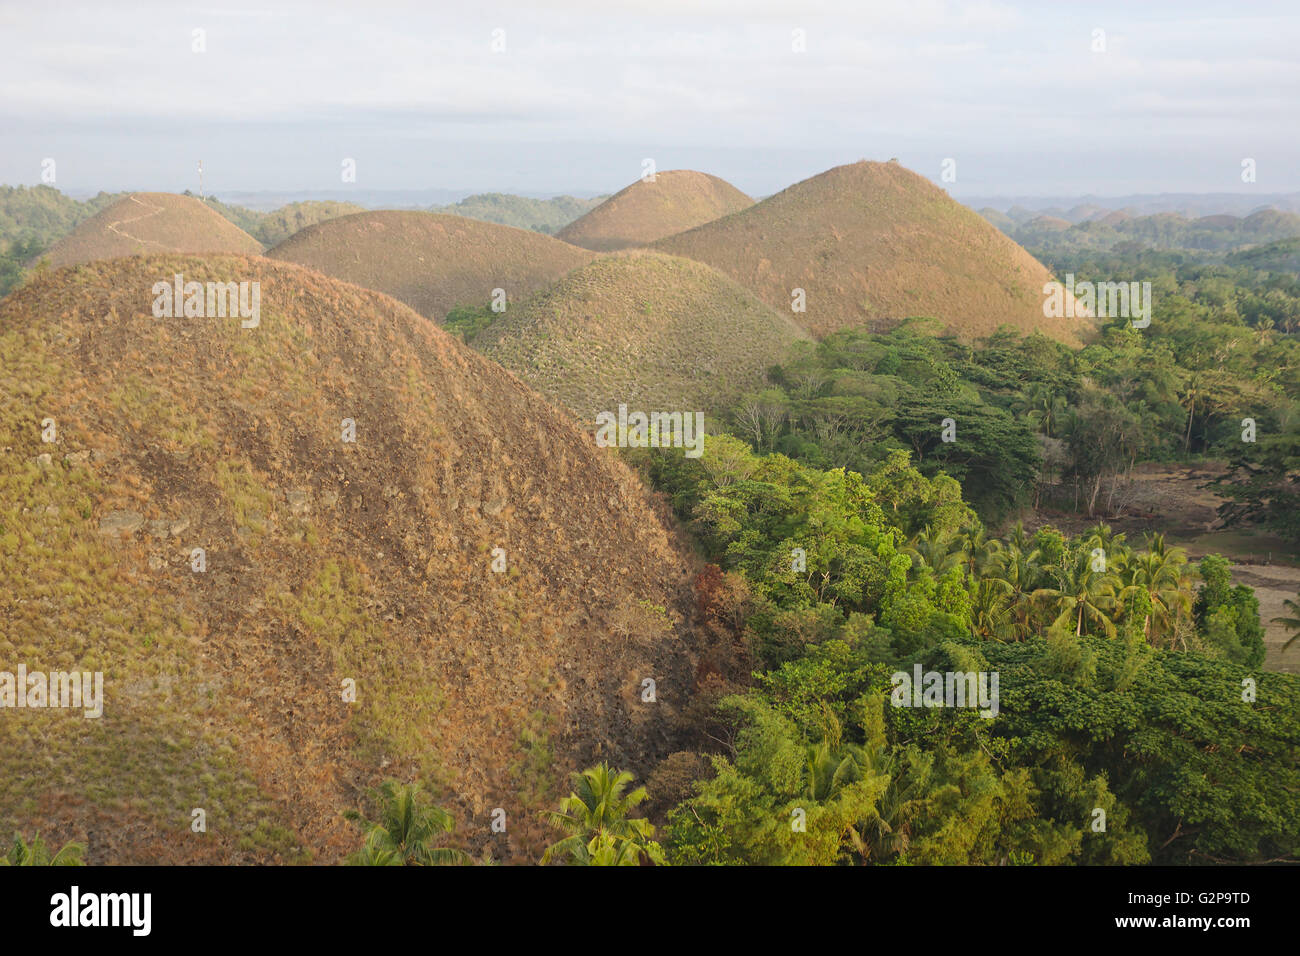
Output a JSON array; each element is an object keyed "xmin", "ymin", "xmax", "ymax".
[{"xmin": 1, "ymin": 0, "xmax": 1296, "ymax": 198}]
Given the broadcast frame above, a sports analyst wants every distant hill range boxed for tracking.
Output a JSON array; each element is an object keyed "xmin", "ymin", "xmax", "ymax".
[
  {"xmin": 198, "ymin": 187, "xmax": 608, "ymax": 213},
  {"xmin": 1226, "ymin": 236, "xmax": 1300, "ymax": 273},
  {"xmin": 429, "ymin": 193, "xmax": 606, "ymax": 234},
  {"xmin": 191, "ymin": 188, "xmax": 481, "ymax": 211},
  {"xmin": 200, "ymin": 197, "xmax": 367, "ymax": 247},
  {"xmin": 986, "ymin": 207, "xmax": 1300, "ymax": 254},
  {"xmin": 964, "ymin": 192, "xmax": 1300, "ymax": 220}
]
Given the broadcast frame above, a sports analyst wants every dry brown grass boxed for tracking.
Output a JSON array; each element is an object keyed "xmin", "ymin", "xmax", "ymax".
[
  {"xmin": 265, "ymin": 210, "xmax": 594, "ymax": 322},
  {"xmin": 0, "ymin": 254, "xmax": 703, "ymax": 863},
  {"xmin": 558, "ymin": 170, "xmax": 753, "ymax": 251},
  {"xmin": 37, "ymin": 193, "xmax": 263, "ymax": 268},
  {"xmin": 476, "ymin": 250, "xmax": 808, "ymax": 422},
  {"xmin": 655, "ymin": 160, "xmax": 1090, "ymax": 345}
]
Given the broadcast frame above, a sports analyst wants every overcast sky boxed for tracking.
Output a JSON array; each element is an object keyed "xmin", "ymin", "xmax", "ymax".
[{"xmin": 1, "ymin": 0, "xmax": 1297, "ymax": 198}]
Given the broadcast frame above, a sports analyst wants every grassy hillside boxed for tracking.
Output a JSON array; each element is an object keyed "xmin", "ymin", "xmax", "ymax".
[
  {"xmin": 558, "ymin": 171, "xmax": 753, "ymax": 251},
  {"xmin": 0, "ymin": 254, "xmax": 702, "ymax": 863},
  {"xmin": 430, "ymin": 193, "xmax": 605, "ymax": 234},
  {"xmin": 266, "ymin": 210, "xmax": 594, "ymax": 322},
  {"xmin": 655, "ymin": 160, "xmax": 1086, "ymax": 344},
  {"xmin": 37, "ymin": 193, "xmax": 263, "ymax": 268},
  {"xmin": 475, "ymin": 251, "xmax": 809, "ymax": 421}
]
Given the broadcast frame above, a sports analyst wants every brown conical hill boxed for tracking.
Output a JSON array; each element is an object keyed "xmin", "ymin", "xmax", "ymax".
[
  {"xmin": 37, "ymin": 192, "xmax": 263, "ymax": 267},
  {"xmin": 655, "ymin": 161, "xmax": 1088, "ymax": 344},
  {"xmin": 1026, "ymin": 215, "xmax": 1072, "ymax": 232},
  {"xmin": 557, "ymin": 170, "xmax": 753, "ymax": 251},
  {"xmin": 475, "ymin": 250, "xmax": 809, "ymax": 421},
  {"xmin": 0, "ymin": 254, "xmax": 703, "ymax": 864},
  {"xmin": 266, "ymin": 210, "xmax": 594, "ymax": 322}
]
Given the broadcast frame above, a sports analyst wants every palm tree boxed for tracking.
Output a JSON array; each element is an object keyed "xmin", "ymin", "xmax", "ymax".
[
  {"xmin": 987, "ymin": 542, "xmax": 1043, "ymax": 640},
  {"xmin": 1017, "ymin": 383, "xmax": 1068, "ymax": 438},
  {"xmin": 1033, "ymin": 549, "xmax": 1119, "ymax": 637},
  {"xmin": 349, "ymin": 834, "xmax": 403, "ymax": 866},
  {"xmin": 344, "ymin": 780, "xmax": 470, "ymax": 866},
  {"xmin": 1144, "ymin": 531, "xmax": 1176, "ymax": 560},
  {"xmin": 970, "ymin": 577, "xmax": 1014, "ymax": 640},
  {"xmin": 805, "ymin": 738, "xmax": 870, "ymax": 801},
  {"xmin": 1, "ymin": 833, "xmax": 84, "ymax": 866},
  {"xmin": 1083, "ymin": 522, "xmax": 1128, "ymax": 559},
  {"xmin": 804, "ymin": 708, "xmax": 871, "ymax": 801},
  {"xmin": 1272, "ymin": 595, "xmax": 1300, "ymax": 652},
  {"xmin": 1006, "ymin": 520, "xmax": 1034, "ymax": 554},
  {"xmin": 856, "ymin": 748, "xmax": 929, "ymax": 863},
  {"xmin": 904, "ymin": 526, "xmax": 962, "ymax": 576},
  {"xmin": 542, "ymin": 763, "xmax": 664, "ymax": 866},
  {"xmin": 958, "ymin": 522, "xmax": 1002, "ymax": 578},
  {"xmin": 1178, "ymin": 370, "xmax": 1203, "ymax": 453},
  {"xmin": 1119, "ymin": 541, "xmax": 1192, "ymax": 646},
  {"xmin": 801, "ymin": 708, "xmax": 894, "ymax": 864}
]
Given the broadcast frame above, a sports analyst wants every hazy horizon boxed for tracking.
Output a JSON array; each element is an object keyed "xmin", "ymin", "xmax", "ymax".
[{"xmin": 2, "ymin": 0, "xmax": 1297, "ymax": 198}]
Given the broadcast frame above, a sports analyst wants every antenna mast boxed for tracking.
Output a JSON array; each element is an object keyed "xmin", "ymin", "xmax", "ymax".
[{"xmin": 198, "ymin": 160, "xmax": 204, "ymax": 200}]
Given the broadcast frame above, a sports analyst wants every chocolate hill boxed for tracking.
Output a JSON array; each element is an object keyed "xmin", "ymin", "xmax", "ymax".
[
  {"xmin": 266, "ymin": 210, "xmax": 593, "ymax": 322},
  {"xmin": 656, "ymin": 161, "xmax": 1087, "ymax": 344},
  {"xmin": 0, "ymin": 255, "xmax": 703, "ymax": 863},
  {"xmin": 558, "ymin": 170, "xmax": 753, "ymax": 251},
  {"xmin": 476, "ymin": 251, "xmax": 808, "ymax": 421},
  {"xmin": 37, "ymin": 192, "xmax": 263, "ymax": 268}
]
